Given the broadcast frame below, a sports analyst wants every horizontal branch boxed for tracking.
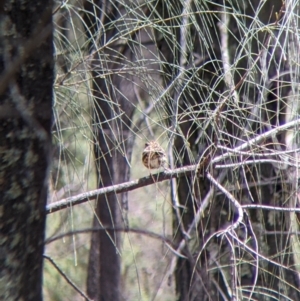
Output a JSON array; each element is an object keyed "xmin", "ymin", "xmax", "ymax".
[
  {"xmin": 214, "ymin": 118, "xmax": 300, "ymax": 163},
  {"xmin": 242, "ymin": 204, "xmax": 300, "ymax": 212},
  {"xmin": 47, "ymin": 118, "xmax": 300, "ymax": 214},
  {"xmin": 46, "ymin": 165, "xmax": 198, "ymax": 214}
]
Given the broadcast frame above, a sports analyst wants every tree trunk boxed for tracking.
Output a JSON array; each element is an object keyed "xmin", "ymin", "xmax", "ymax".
[
  {"xmin": 83, "ymin": 1, "xmax": 144, "ymax": 300},
  {"xmin": 0, "ymin": 1, "xmax": 53, "ymax": 300},
  {"xmin": 155, "ymin": 0, "xmax": 300, "ymax": 299}
]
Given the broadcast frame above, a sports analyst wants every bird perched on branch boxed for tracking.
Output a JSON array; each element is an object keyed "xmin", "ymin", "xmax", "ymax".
[{"xmin": 142, "ymin": 141, "xmax": 168, "ymax": 170}]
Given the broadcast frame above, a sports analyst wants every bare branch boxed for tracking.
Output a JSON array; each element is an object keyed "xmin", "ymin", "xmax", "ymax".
[
  {"xmin": 47, "ymin": 118, "xmax": 300, "ymax": 214},
  {"xmin": 47, "ymin": 165, "xmax": 198, "ymax": 214},
  {"xmin": 43, "ymin": 255, "xmax": 92, "ymax": 301},
  {"xmin": 242, "ymin": 204, "xmax": 300, "ymax": 212}
]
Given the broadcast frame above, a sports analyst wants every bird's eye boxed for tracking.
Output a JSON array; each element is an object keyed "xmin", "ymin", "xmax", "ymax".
[{"xmin": 145, "ymin": 143, "xmax": 149, "ymax": 147}]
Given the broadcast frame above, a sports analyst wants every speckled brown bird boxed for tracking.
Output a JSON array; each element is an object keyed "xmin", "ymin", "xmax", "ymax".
[{"xmin": 142, "ymin": 141, "xmax": 167, "ymax": 169}]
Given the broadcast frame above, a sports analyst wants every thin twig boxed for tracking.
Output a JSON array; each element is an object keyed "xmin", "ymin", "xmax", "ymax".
[
  {"xmin": 167, "ymin": 171, "xmax": 223, "ymax": 283},
  {"xmin": 45, "ymin": 226, "xmax": 174, "ymax": 246},
  {"xmin": 218, "ymin": 5, "xmax": 239, "ymax": 104},
  {"xmin": 43, "ymin": 255, "xmax": 92, "ymax": 301},
  {"xmin": 242, "ymin": 204, "xmax": 300, "ymax": 212},
  {"xmin": 214, "ymin": 118, "xmax": 300, "ymax": 163},
  {"xmin": 207, "ymin": 172, "xmax": 243, "ymax": 232},
  {"xmin": 215, "ymin": 159, "xmax": 299, "ymax": 169}
]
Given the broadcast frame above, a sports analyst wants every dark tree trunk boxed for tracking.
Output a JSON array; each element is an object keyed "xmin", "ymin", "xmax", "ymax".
[
  {"xmin": 155, "ymin": 0, "xmax": 300, "ymax": 300},
  {"xmin": 0, "ymin": 1, "xmax": 53, "ymax": 300},
  {"xmin": 83, "ymin": 1, "xmax": 154, "ymax": 300},
  {"xmin": 83, "ymin": 3, "xmax": 123, "ymax": 300}
]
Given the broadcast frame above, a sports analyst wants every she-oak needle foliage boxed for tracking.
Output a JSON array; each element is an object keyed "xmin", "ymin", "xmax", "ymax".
[{"xmin": 46, "ymin": 0, "xmax": 300, "ymax": 300}]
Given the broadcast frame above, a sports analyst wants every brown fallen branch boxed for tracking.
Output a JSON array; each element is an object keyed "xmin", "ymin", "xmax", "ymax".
[{"xmin": 46, "ymin": 165, "xmax": 199, "ymax": 214}]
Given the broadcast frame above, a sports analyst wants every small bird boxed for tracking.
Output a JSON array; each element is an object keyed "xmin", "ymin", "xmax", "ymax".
[{"xmin": 142, "ymin": 141, "xmax": 168, "ymax": 169}]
